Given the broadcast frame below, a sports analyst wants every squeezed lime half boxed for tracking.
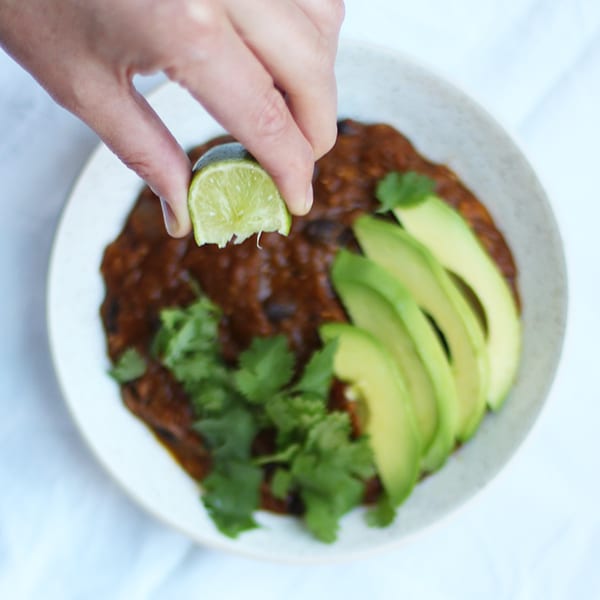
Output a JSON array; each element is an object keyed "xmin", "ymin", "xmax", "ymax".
[{"xmin": 188, "ymin": 143, "xmax": 291, "ymax": 248}]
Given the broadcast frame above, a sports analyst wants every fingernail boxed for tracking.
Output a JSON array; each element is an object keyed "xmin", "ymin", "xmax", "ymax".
[
  {"xmin": 160, "ymin": 197, "xmax": 180, "ymax": 236},
  {"xmin": 304, "ymin": 184, "xmax": 314, "ymax": 214}
]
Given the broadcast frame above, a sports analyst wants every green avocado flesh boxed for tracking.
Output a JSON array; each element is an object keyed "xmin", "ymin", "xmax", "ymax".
[
  {"xmin": 393, "ymin": 196, "xmax": 521, "ymax": 409},
  {"xmin": 353, "ymin": 216, "xmax": 489, "ymax": 441},
  {"xmin": 331, "ymin": 250, "xmax": 457, "ymax": 472},
  {"xmin": 319, "ymin": 323, "xmax": 421, "ymax": 506}
]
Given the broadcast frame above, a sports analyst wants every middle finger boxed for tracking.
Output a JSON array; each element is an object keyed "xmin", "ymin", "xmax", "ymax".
[{"xmin": 223, "ymin": 0, "xmax": 338, "ymax": 159}]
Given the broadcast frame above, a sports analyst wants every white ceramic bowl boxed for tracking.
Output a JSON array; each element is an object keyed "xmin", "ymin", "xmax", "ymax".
[{"xmin": 47, "ymin": 40, "xmax": 567, "ymax": 562}]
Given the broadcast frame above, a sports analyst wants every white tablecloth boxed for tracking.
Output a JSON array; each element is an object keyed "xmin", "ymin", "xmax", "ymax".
[{"xmin": 1, "ymin": 1, "xmax": 599, "ymax": 598}]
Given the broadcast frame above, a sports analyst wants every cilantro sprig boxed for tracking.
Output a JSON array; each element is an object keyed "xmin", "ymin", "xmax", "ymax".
[
  {"xmin": 151, "ymin": 297, "xmax": 261, "ymax": 535},
  {"xmin": 274, "ymin": 412, "xmax": 375, "ymax": 542},
  {"xmin": 375, "ymin": 171, "xmax": 436, "ymax": 213},
  {"xmin": 109, "ymin": 348, "xmax": 147, "ymax": 383},
  {"xmin": 143, "ymin": 295, "xmax": 376, "ymax": 542},
  {"xmin": 231, "ymin": 336, "xmax": 375, "ymax": 542}
]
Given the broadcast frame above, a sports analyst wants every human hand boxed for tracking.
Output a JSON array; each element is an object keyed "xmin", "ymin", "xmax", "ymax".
[{"xmin": 0, "ymin": 0, "xmax": 344, "ymax": 236}]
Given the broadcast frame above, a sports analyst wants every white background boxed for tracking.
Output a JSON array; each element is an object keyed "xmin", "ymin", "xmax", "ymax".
[{"xmin": 1, "ymin": 1, "xmax": 599, "ymax": 598}]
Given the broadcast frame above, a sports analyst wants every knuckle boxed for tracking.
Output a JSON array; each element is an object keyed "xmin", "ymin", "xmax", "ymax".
[
  {"xmin": 184, "ymin": 0, "xmax": 221, "ymax": 49},
  {"xmin": 161, "ymin": 1, "xmax": 222, "ymax": 64},
  {"xmin": 255, "ymin": 89, "xmax": 289, "ymax": 139},
  {"xmin": 118, "ymin": 150, "xmax": 158, "ymax": 184}
]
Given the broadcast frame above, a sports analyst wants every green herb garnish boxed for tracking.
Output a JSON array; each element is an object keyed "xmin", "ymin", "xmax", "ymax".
[
  {"xmin": 234, "ymin": 336, "xmax": 295, "ymax": 403},
  {"xmin": 109, "ymin": 348, "xmax": 147, "ymax": 383},
  {"xmin": 292, "ymin": 338, "xmax": 339, "ymax": 398},
  {"xmin": 287, "ymin": 413, "xmax": 375, "ymax": 542},
  {"xmin": 152, "ymin": 297, "xmax": 259, "ymax": 537},
  {"xmin": 146, "ymin": 295, "xmax": 375, "ymax": 542},
  {"xmin": 201, "ymin": 460, "xmax": 263, "ymax": 537},
  {"xmin": 366, "ymin": 492, "xmax": 397, "ymax": 528},
  {"xmin": 375, "ymin": 171, "xmax": 436, "ymax": 213},
  {"xmin": 232, "ymin": 336, "xmax": 375, "ymax": 542}
]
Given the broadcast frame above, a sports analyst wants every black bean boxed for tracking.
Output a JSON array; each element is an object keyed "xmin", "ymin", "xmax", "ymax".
[
  {"xmin": 303, "ymin": 218, "xmax": 345, "ymax": 244},
  {"xmin": 336, "ymin": 227, "xmax": 357, "ymax": 247},
  {"xmin": 155, "ymin": 427, "xmax": 177, "ymax": 443},
  {"xmin": 337, "ymin": 118, "xmax": 359, "ymax": 136},
  {"xmin": 104, "ymin": 298, "xmax": 120, "ymax": 333},
  {"xmin": 263, "ymin": 299, "xmax": 296, "ymax": 323}
]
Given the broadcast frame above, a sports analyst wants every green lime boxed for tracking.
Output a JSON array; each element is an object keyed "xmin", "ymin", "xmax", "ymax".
[{"xmin": 187, "ymin": 142, "xmax": 291, "ymax": 248}]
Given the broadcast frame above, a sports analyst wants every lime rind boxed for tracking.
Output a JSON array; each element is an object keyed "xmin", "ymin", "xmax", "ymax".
[{"xmin": 188, "ymin": 159, "xmax": 291, "ymax": 248}]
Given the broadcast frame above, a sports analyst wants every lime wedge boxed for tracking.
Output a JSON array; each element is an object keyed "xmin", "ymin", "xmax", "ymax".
[{"xmin": 188, "ymin": 143, "xmax": 291, "ymax": 248}]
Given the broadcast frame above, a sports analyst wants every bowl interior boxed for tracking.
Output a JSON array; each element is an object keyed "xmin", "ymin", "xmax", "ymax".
[{"xmin": 47, "ymin": 41, "xmax": 567, "ymax": 562}]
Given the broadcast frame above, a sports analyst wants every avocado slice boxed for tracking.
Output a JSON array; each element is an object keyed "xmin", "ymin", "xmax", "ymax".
[
  {"xmin": 320, "ymin": 323, "xmax": 421, "ymax": 507},
  {"xmin": 393, "ymin": 196, "xmax": 521, "ymax": 409},
  {"xmin": 331, "ymin": 250, "xmax": 457, "ymax": 472},
  {"xmin": 353, "ymin": 216, "xmax": 489, "ymax": 441}
]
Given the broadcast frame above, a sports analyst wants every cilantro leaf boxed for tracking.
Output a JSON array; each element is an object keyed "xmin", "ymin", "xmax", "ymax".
[
  {"xmin": 337, "ymin": 437, "xmax": 377, "ymax": 480},
  {"xmin": 201, "ymin": 460, "xmax": 262, "ymax": 538},
  {"xmin": 301, "ymin": 490, "xmax": 339, "ymax": 543},
  {"xmin": 254, "ymin": 443, "xmax": 301, "ymax": 466},
  {"xmin": 264, "ymin": 393, "xmax": 327, "ymax": 446},
  {"xmin": 170, "ymin": 355, "xmax": 224, "ymax": 390},
  {"xmin": 293, "ymin": 339, "xmax": 338, "ymax": 398},
  {"xmin": 375, "ymin": 171, "xmax": 436, "ymax": 213},
  {"xmin": 303, "ymin": 413, "xmax": 375, "ymax": 479},
  {"xmin": 153, "ymin": 297, "xmax": 221, "ymax": 371},
  {"xmin": 153, "ymin": 297, "xmax": 235, "ymax": 412},
  {"xmin": 304, "ymin": 411, "xmax": 352, "ymax": 452},
  {"xmin": 234, "ymin": 336, "xmax": 295, "ymax": 403},
  {"xmin": 271, "ymin": 468, "xmax": 293, "ymax": 500},
  {"xmin": 366, "ymin": 492, "xmax": 397, "ymax": 528},
  {"xmin": 189, "ymin": 382, "xmax": 233, "ymax": 415},
  {"xmin": 292, "ymin": 454, "xmax": 365, "ymax": 543},
  {"xmin": 193, "ymin": 405, "xmax": 257, "ymax": 462},
  {"xmin": 109, "ymin": 348, "xmax": 147, "ymax": 383}
]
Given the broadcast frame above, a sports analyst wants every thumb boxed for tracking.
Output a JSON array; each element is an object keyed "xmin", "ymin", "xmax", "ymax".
[{"xmin": 76, "ymin": 81, "xmax": 191, "ymax": 237}]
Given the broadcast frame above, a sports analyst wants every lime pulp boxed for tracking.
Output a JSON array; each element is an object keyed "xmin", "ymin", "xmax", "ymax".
[{"xmin": 187, "ymin": 144, "xmax": 291, "ymax": 248}]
